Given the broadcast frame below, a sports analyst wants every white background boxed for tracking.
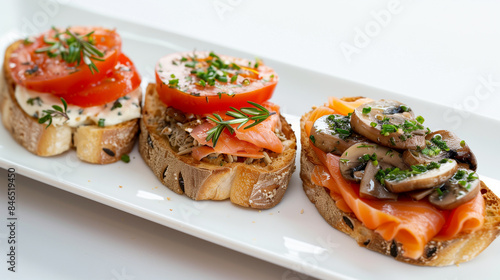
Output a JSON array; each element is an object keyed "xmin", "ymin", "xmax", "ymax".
[
  {"xmin": 0, "ymin": 0, "xmax": 499, "ymax": 279},
  {"xmin": 74, "ymin": 0, "xmax": 500, "ymax": 121}
]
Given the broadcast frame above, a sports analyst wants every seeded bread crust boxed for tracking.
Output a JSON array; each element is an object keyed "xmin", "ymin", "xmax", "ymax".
[
  {"xmin": 300, "ymin": 108, "xmax": 500, "ymax": 266},
  {"xmin": 139, "ymin": 83, "xmax": 296, "ymax": 209},
  {"xmin": 1, "ymin": 40, "xmax": 140, "ymax": 164}
]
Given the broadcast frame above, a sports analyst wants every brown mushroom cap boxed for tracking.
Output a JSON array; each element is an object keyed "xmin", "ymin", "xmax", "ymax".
[
  {"xmin": 384, "ymin": 160, "xmax": 458, "ymax": 193},
  {"xmin": 350, "ymin": 100, "xmax": 426, "ymax": 150},
  {"xmin": 310, "ymin": 114, "xmax": 368, "ymax": 155},
  {"xmin": 403, "ymin": 130, "xmax": 477, "ymax": 171},
  {"xmin": 339, "ymin": 143, "xmax": 407, "ymax": 182},
  {"xmin": 427, "ymin": 130, "xmax": 478, "ymax": 171},
  {"xmin": 428, "ymin": 168, "xmax": 480, "ymax": 210}
]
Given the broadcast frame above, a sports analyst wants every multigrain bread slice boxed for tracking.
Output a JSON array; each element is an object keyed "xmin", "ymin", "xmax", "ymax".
[
  {"xmin": 139, "ymin": 83, "xmax": 296, "ymax": 209},
  {"xmin": 0, "ymin": 40, "xmax": 139, "ymax": 164},
  {"xmin": 300, "ymin": 108, "xmax": 500, "ymax": 266}
]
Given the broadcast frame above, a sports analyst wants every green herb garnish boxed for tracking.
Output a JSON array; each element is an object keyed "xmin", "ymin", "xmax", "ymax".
[
  {"xmin": 111, "ymin": 100, "xmax": 122, "ymax": 111},
  {"xmin": 37, "ymin": 98, "xmax": 69, "ymax": 128},
  {"xmin": 27, "ymin": 97, "xmax": 43, "ymax": 106},
  {"xmin": 98, "ymin": 118, "xmax": 105, "ymax": 127},
  {"xmin": 206, "ymin": 101, "xmax": 276, "ymax": 147},
  {"xmin": 436, "ymin": 188, "xmax": 444, "ymax": 196},
  {"xmin": 121, "ymin": 154, "xmax": 130, "ymax": 163},
  {"xmin": 35, "ymin": 27, "xmax": 105, "ymax": 74},
  {"xmin": 430, "ymin": 135, "xmax": 450, "ymax": 151},
  {"xmin": 326, "ymin": 115, "xmax": 352, "ymax": 140},
  {"xmin": 231, "ymin": 74, "xmax": 238, "ymax": 83},
  {"xmin": 362, "ymin": 107, "xmax": 372, "ymax": 114},
  {"xmin": 376, "ymin": 161, "xmax": 444, "ymax": 185},
  {"xmin": 381, "ymin": 124, "xmax": 397, "ymax": 136}
]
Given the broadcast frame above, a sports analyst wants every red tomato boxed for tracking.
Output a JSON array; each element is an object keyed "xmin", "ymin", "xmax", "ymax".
[
  {"xmin": 56, "ymin": 53, "xmax": 141, "ymax": 107},
  {"xmin": 155, "ymin": 52, "xmax": 278, "ymax": 114},
  {"xmin": 9, "ymin": 26, "xmax": 121, "ymax": 95}
]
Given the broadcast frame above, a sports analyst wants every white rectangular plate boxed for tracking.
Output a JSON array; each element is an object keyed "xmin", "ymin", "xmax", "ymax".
[{"xmin": 1, "ymin": 5, "xmax": 499, "ymax": 280}]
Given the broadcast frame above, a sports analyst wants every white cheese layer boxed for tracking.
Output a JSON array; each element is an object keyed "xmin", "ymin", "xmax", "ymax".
[{"xmin": 15, "ymin": 86, "xmax": 141, "ymax": 127}]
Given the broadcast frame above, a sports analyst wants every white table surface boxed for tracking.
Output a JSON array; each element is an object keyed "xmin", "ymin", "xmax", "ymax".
[{"xmin": 1, "ymin": 0, "xmax": 499, "ymax": 279}]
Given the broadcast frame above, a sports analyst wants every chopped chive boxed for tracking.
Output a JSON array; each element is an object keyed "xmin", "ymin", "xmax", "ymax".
[{"xmin": 121, "ymin": 154, "xmax": 130, "ymax": 163}]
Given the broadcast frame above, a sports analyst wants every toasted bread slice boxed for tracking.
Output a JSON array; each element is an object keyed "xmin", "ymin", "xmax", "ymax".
[
  {"xmin": 1, "ymin": 40, "xmax": 140, "ymax": 164},
  {"xmin": 300, "ymin": 108, "xmax": 500, "ymax": 266},
  {"xmin": 139, "ymin": 83, "xmax": 296, "ymax": 209}
]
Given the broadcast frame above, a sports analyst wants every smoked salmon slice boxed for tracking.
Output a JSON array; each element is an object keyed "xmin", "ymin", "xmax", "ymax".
[
  {"xmin": 311, "ymin": 144, "xmax": 485, "ymax": 259},
  {"xmin": 304, "ymin": 106, "xmax": 337, "ymax": 137},
  {"xmin": 233, "ymin": 101, "xmax": 283, "ymax": 153},
  {"xmin": 436, "ymin": 192, "xmax": 485, "ymax": 239},
  {"xmin": 191, "ymin": 122, "xmax": 264, "ymax": 159},
  {"xmin": 327, "ymin": 97, "xmax": 373, "ymax": 116},
  {"xmin": 323, "ymin": 153, "xmax": 446, "ymax": 259},
  {"xmin": 190, "ymin": 101, "xmax": 283, "ymax": 160}
]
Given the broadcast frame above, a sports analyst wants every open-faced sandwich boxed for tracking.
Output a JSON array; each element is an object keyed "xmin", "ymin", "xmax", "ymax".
[
  {"xmin": 0, "ymin": 26, "xmax": 141, "ymax": 164},
  {"xmin": 140, "ymin": 51, "xmax": 296, "ymax": 209},
  {"xmin": 300, "ymin": 97, "xmax": 500, "ymax": 265}
]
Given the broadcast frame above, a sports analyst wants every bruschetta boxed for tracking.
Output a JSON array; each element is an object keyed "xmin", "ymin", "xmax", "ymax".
[
  {"xmin": 0, "ymin": 26, "xmax": 142, "ymax": 164},
  {"xmin": 300, "ymin": 96, "xmax": 500, "ymax": 265},
  {"xmin": 139, "ymin": 51, "xmax": 296, "ymax": 209}
]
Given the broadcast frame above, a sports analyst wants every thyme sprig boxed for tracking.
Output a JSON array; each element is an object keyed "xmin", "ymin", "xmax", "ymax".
[
  {"xmin": 205, "ymin": 101, "xmax": 276, "ymax": 147},
  {"xmin": 35, "ymin": 27, "xmax": 105, "ymax": 74},
  {"xmin": 38, "ymin": 98, "xmax": 69, "ymax": 128}
]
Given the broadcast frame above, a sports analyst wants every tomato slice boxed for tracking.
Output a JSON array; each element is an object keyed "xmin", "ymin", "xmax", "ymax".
[
  {"xmin": 155, "ymin": 52, "xmax": 278, "ymax": 114},
  {"xmin": 56, "ymin": 53, "xmax": 141, "ymax": 107},
  {"xmin": 9, "ymin": 26, "xmax": 121, "ymax": 95}
]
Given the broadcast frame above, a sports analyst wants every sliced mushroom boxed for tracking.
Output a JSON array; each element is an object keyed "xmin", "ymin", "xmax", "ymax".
[
  {"xmin": 428, "ymin": 168, "xmax": 480, "ymax": 210},
  {"xmin": 359, "ymin": 161, "xmax": 398, "ymax": 200},
  {"xmin": 339, "ymin": 143, "xmax": 407, "ymax": 182},
  {"xmin": 408, "ymin": 187, "xmax": 436, "ymax": 200},
  {"xmin": 310, "ymin": 114, "xmax": 368, "ymax": 155},
  {"xmin": 403, "ymin": 130, "xmax": 477, "ymax": 171},
  {"xmin": 402, "ymin": 149, "xmax": 432, "ymax": 166},
  {"xmin": 350, "ymin": 100, "xmax": 426, "ymax": 150},
  {"xmin": 428, "ymin": 130, "xmax": 477, "ymax": 171},
  {"xmin": 384, "ymin": 160, "xmax": 458, "ymax": 193}
]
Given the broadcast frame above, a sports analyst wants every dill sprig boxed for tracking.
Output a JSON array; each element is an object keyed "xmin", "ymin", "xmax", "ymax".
[
  {"xmin": 34, "ymin": 27, "xmax": 105, "ymax": 74},
  {"xmin": 206, "ymin": 101, "xmax": 276, "ymax": 147},
  {"xmin": 38, "ymin": 98, "xmax": 69, "ymax": 128}
]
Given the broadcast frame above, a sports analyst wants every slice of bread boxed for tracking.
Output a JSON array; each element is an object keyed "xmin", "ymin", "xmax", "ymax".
[
  {"xmin": 300, "ymin": 108, "xmax": 500, "ymax": 266},
  {"xmin": 139, "ymin": 83, "xmax": 296, "ymax": 209},
  {"xmin": 1, "ymin": 40, "xmax": 140, "ymax": 164}
]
